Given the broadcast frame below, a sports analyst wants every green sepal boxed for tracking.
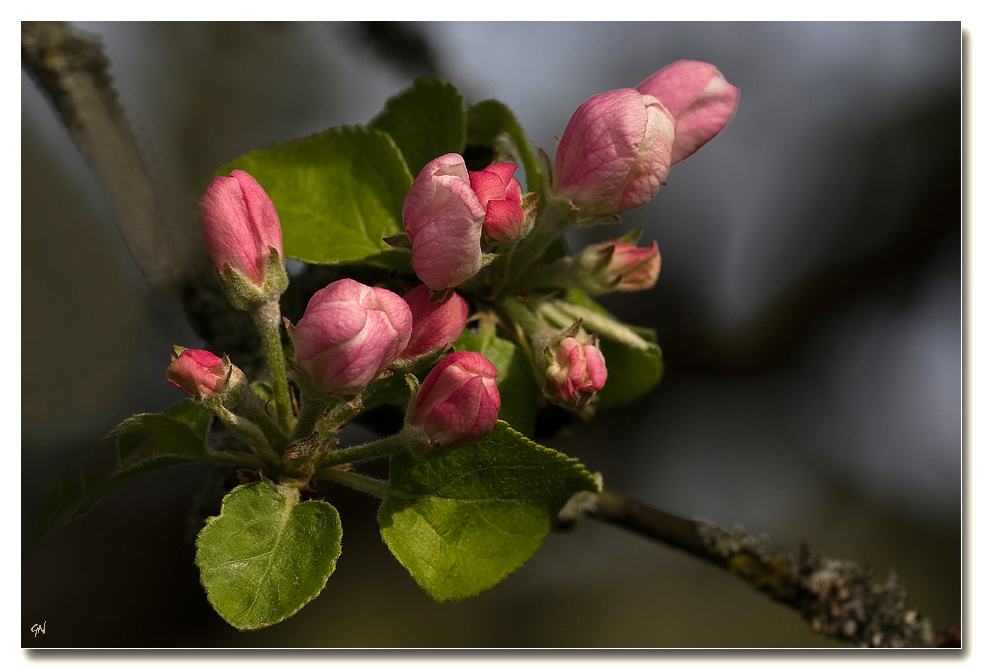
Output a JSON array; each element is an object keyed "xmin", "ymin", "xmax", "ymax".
[
  {"xmin": 369, "ymin": 78, "xmax": 466, "ymax": 178},
  {"xmin": 379, "ymin": 422, "xmax": 598, "ymax": 602},
  {"xmin": 34, "ymin": 401, "xmax": 220, "ymax": 542},
  {"xmin": 382, "ymin": 232, "xmax": 413, "ymax": 250},
  {"xmin": 215, "ymin": 249, "xmax": 289, "ymax": 312},
  {"xmin": 195, "ymin": 481, "xmax": 342, "ymax": 630}
]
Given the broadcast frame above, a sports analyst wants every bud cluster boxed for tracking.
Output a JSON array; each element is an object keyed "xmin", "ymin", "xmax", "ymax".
[
  {"xmin": 401, "ymin": 154, "xmax": 537, "ymax": 292},
  {"xmin": 167, "ymin": 59, "xmax": 737, "ymax": 481},
  {"xmin": 178, "ymin": 166, "xmax": 503, "ymax": 485}
]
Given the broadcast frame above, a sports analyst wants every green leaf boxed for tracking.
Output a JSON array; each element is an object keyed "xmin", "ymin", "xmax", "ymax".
[
  {"xmin": 218, "ymin": 126, "xmax": 413, "ymax": 268},
  {"xmin": 467, "ymin": 99, "xmax": 542, "ymax": 193},
  {"xmin": 35, "ymin": 401, "xmax": 217, "ymax": 542},
  {"xmin": 369, "ymin": 78, "xmax": 466, "ymax": 178},
  {"xmin": 379, "ymin": 422, "xmax": 598, "ymax": 602},
  {"xmin": 564, "ymin": 290, "xmax": 664, "ymax": 407},
  {"xmin": 196, "ymin": 482, "xmax": 342, "ymax": 630},
  {"xmin": 454, "ymin": 328, "xmax": 538, "ymax": 437}
]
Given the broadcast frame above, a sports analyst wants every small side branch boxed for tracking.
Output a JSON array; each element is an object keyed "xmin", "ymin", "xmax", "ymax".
[{"xmin": 584, "ymin": 489, "xmax": 941, "ymax": 648}]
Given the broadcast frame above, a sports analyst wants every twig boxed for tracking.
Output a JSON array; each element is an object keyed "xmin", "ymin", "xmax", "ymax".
[
  {"xmin": 576, "ymin": 489, "xmax": 942, "ymax": 648},
  {"xmin": 21, "ymin": 21, "xmax": 183, "ymax": 288}
]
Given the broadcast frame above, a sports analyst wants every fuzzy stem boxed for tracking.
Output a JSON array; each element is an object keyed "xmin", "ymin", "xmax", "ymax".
[
  {"xmin": 238, "ymin": 393, "xmax": 291, "ymax": 451},
  {"xmin": 292, "ymin": 392, "xmax": 334, "ymax": 442},
  {"xmin": 315, "ymin": 433, "xmax": 406, "ymax": 472},
  {"xmin": 250, "ymin": 299, "xmax": 293, "ymax": 431},
  {"xmin": 207, "ymin": 446, "xmax": 267, "ymax": 470},
  {"xmin": 318, "ymin": 468, "xmax": 400, "ymax": 500},
  {"xmin": 213, "ymin": 404, "xmax": 280, "ymax": 469},
  {"xmin": 317, "ymin": 399, "xmax": 364, "ymax": 438},
  {"xmin": 507, "ymin": 204, "xmax": 569, "ymax": 283},
  {"xmin": 519, "ymin": 255, "xmax": 581, "ymax": 293},
  {"xmin": 498, "ymin": 295, "xmax": 544, "ymax": 339}
]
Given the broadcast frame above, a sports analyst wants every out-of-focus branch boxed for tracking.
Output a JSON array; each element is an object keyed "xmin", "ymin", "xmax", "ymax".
[
  {"xmin": 22, "ymin": 21, "xmax": 182, "ymax": 288},
  {"xmin": 353, "ymin": 22, "xmax": 441, "ymax": 78},
  {"xmin": 564, "ymin": 489, "xmax": 951, "ymax": 648}
]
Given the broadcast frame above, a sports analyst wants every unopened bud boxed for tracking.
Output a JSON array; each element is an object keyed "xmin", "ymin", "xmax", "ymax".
[
  {"xmin": 637, "ymin": 60, "xmax": 739, "ymax": 165},
  {"xmin": 292, "ymin": 279, "xmax": 412, "ymax": 397},
  {"xmin": 543, "ymin": 335, "xmax": 607, "ymax": 412},
  {"xmin": 166, "ymin": 349, "xmax": 228, "ymax": 398},
  {"xmin": 197, "ymin": 169, "xmax": 288, "ymax": 309},
  {"xmin": 410, "ymin": 351, "xmax": 500, "ymax": 450},
  {"xmin": 552, "ymin": 89, "xmax": 675, "ymax": 217},
  {"xmin": 403, "ymin": 153, "xmax": 486, "ymax": 291},
  {"xmin": 400, "ymin": 285, "xmax": 469, "ymax": 360},
  {"xmin": 469, "ymin": 163, "xmax": 527, "ymax": 242}
]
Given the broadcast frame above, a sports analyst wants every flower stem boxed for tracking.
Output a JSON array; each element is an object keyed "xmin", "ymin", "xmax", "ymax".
[
  {"xmin": 240, "ymin": 394, "xmax": 291, "ymax": 451},
  {"xmin": 292, "ymin": 392, "xmax": 334, "ymax": 441},
  {"xmin": 498, "ymin": 295, "xmax": 543, "ymax": 339},
  {"xmin": 213, "ymin": 403, "xmax": 280, "ymax": 470},
  {"xmin": 506, "ymin": 204, "xmax": 569, "ymax": 284},
  {"xmin": 250, "ymin": 299, "xmax": 293, "ymax": 432},
  {"xmin": 318, "ymin": 468, "xmax": 400, "ymax": 499},
  {"xmin": 316, "ymin": 433, "xmax": 406, "ymax": 471}
]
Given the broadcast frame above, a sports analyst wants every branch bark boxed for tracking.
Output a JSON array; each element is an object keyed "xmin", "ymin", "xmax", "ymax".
[
  {"xmin": 22, "ymin": 21, "xmax": 184, "ymax": 288},
  {"xmin": 574, "ymin": 489, "xmax": 947, "ymax": 648}
]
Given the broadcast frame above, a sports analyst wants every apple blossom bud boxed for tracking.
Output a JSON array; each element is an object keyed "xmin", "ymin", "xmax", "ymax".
[
  {"xmin": 403, "ymin": 154, "xmax": 486, "ymax": 291},
  {"xmin": 469, "ymin": 163, "xmax": 526, "ymax": 242},
  {"xmin": 589, "ymin": 240, "xmax": 662, "ymax": 293},
  {"xmin": 636, "ymin": 60, "xmax": 739, "ymax": 165},
  {"xmin": 166, "ymin": 349, "xmax": 228, "ymax": 398},
  {"xmin": 292, "ymin": 279, "xmax": 412, "ymax": 397},
  {"xmin": 544, "ymin": 337, "xmax": 607, "ymax": 411},
  {"xmin": 198, "ymin": 170, "xmax": 285, "ymax": 285},
  {"xmin": 525, "ymin": 235, "xmax": 662, "ymax": 296},
  {"xmin": 400, "ymin": 285, "xmax": 469, "ymax": 360},
  {"xmin": 411, "ymin": 351, "xmax": 500, "ymax": 450},
  {"xmin": 552, "ymin": 88, "xmax": 675, "ymax": 217}
]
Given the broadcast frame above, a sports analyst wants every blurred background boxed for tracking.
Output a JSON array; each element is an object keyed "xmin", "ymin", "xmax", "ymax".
[{"xmin": 22, "ymin": 22, "xmax": 961, "ymax": 647}]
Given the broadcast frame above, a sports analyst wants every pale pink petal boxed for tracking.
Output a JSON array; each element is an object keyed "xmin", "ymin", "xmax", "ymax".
[
  {"xmin": 403, "ymin": 154, "xmax": 486, "ymax": 291},
  {"xmin": 637, "ymin": 60, "xmax": 739, "ymax": 164},
  {"xmin": 293, "ymin": 279, "xmax": 413, "ymax": 396},
  {"xmin": 553, "ymin": 89, "xmax": 649, "ymax": 213},
  {"xmin": 484, "ymin": 200, "xmax": 526, "ymax": 242},
  {"xmin": 401, "ymin": 286, "xmax": 469, "ymax": 359},
  {"xmin": 412, "ymin": 351, "xmax": 500, "ymax": 449}
]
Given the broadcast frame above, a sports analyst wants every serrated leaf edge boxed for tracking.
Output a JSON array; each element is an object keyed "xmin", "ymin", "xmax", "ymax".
[{"xmin": 195, "ymin": 482, "xmax": 342, "ymax": 631}]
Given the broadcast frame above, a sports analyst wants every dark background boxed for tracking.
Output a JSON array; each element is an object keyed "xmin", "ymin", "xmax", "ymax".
[{"xmin": 22, "ymin": 22, "xmax": 962, "ymax": 647}]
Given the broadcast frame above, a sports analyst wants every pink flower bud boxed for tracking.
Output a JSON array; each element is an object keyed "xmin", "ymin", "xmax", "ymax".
[
  {"xmin": 545, "ymin": 337, "xmax": 607, "ymax": 411},
  {"xmin": 400, "ymin": 285, "xmax": 469, "ymax": 360},
  {"xmin": 411, "ymin": 351, "xmax": 500, "ymax": 449},
  {"xmin": 552, "ymin": 88, "xmax": 675, "ymax": 217},
  {"xmin": 198, "ymin": 170, "xmax": 284, "ymax": 285},
  {"xmin": 636, "ymin": 60, "xmax": 739, "ymax": 165},
  {"xmin": 293, "ymin": 279, "xmax": 412, "ymax": 396},
  {"xmin": 595, "ymin": 240, "xmax": 662, "ymax": 292},
  {"xmin": 402, "ymin": 154, "xmax": 486, "ymax": 291},
  {"xmin": 166, "ymin": 349, "xmax": 228, "ymax": 398},
  {"xmin": 469, "ymin": 163, "xmax": 526, "ymax": 242}
]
